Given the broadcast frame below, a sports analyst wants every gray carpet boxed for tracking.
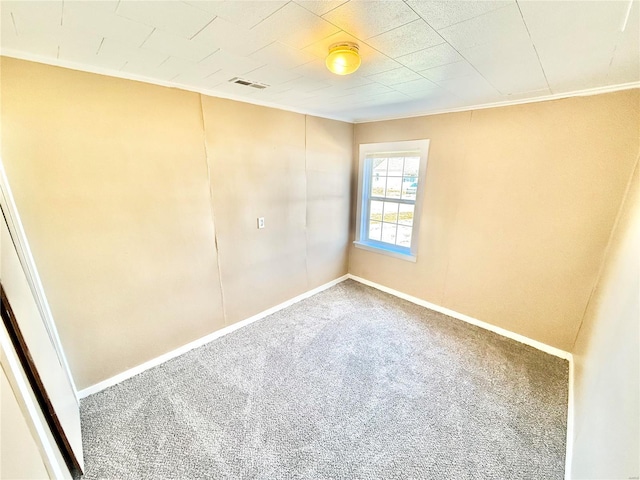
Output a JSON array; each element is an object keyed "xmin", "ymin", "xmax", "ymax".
[{"xmin": 80, "ymin": 280, "xmax": 568, "ymax": 479}]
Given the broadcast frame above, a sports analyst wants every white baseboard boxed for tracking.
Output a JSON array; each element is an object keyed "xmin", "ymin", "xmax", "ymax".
[
  {"xmin": 346, "ymin": 274, "xmax": 575, "ymax": 479},
  {"xmin": 80, "ymin": 272, "xmax": 573, "ymax": 398},
  {"xmin": 347, "ymin": 274, "xmax": 572, "ymax": 360},
  {"xmin": 78, "ymin": 274, "xmax": 349, "ymax": 398},
  {"xmin": 565, "ymin": 358, "xmax": 575, "ymax": 480},
  {"xmin": 79, "ymin": 271, "xmax": 575, "ymax": 477}
]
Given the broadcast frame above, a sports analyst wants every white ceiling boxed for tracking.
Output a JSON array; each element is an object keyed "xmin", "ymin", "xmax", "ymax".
[{"xmin": 1, "ymin": 0, "xmax": 638, "ymax": 122}]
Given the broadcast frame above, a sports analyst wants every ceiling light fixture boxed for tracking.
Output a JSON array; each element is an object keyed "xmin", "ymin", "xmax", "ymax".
[{"xmin": 326, "ymin": 42, "xmax": 361, "ymax": 75}]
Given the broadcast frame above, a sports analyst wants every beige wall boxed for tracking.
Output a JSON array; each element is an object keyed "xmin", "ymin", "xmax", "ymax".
[
  {"xmin": 351, "ymin": 90, "xmax": 639, "ymax": 351},
  {"xmin": 570, "ymin": 160, "xmax": 639, "ymax": 479},
  {"xmin": 304, "ymin": 116, "xmax": 353, "ymax": 290},
  {"xmin": 0, "ymin": 57, "xmax": 352, "ymax": 389},
  {"xmin": 1, "ymin": 54, "xmax": 637, "ymax": 396},
  {"xmin": 201, "ymin": 100, "xmax": 352, "ymax": 324}
]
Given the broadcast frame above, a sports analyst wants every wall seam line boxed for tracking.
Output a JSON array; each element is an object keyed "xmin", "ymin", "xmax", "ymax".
[
  {"xmin": 347, "ymin": 122, "xmax": 357, "ymax": 274},
  {"xmin": 440, "ymin": 109, "xmax": 474, "ymax": 306},
  {"xmin": 570, "ymin": 152, "xmax": 640, "ymax": 351},
  {"xmin": 304, "ymin": 115, "xmax": 310, "ymax": 289},
  {"xmin": 198, "ymin": 94, "xmax": 228, "ymax": 326}
]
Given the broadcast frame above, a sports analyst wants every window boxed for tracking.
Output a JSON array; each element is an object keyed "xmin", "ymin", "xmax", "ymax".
[{"xmin": 354, "ymin": 140, "xmax": 430, "ymax": 262}]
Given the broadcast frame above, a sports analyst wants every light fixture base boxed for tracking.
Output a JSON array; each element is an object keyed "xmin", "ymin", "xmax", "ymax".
[{"xmin": 326, "ymin": 42, "xmax": 361, "ymax": 76}]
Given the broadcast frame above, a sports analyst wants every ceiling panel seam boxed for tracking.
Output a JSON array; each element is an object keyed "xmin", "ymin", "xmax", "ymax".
[
  {"xmin": 404, "ymin": 1, "xmax": 502, "ymax": 95},
  {"xmin": 514, "ymin": 0, "xmax": 552, "ymax": 94}
]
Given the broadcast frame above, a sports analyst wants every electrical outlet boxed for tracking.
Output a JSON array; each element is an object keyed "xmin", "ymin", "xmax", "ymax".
[{"xmin": 257, "ymin": 217, "xmax": 265, "ymax": 229}]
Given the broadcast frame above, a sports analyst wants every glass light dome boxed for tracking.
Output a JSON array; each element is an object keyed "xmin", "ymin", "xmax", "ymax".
[{"xmin": 326, "ymin": 42, "xmax": 361, "ymax": 76}]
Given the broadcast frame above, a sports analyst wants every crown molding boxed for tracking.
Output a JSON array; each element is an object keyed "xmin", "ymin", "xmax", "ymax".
[
  {"xmin": 0, "ymin": 50, "xmax": 353, "ymax": 124},
  {"xmin": 353, "ymin": 82, "xmax": 640, "ymax": 123},
  {"xmin": 2, "ymin": 49, "xmax": 638, "ymax": 125}
]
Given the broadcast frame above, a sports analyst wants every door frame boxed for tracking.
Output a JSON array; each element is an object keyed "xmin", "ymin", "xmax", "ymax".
[
  {"xmin": 0, "ymin": 161, "xmax": 78, "ymax": 399},
  {"xmin": 1, "ymin": 286, "xmax": 83, "ymax": 477}
]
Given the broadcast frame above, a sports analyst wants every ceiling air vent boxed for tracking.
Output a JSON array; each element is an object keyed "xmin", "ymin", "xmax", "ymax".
[{"xmin": 229, "ymin": 77, "xmax": 269, "ymax": 90}]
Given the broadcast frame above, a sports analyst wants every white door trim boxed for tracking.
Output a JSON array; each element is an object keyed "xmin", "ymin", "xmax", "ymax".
[
  {"xmin": 0, "ymin": 160, "xmax": 78, "ymax": 399},
  {"xmin": 0, "ymin": 324, "xmax": 70, "ymax": 479}
]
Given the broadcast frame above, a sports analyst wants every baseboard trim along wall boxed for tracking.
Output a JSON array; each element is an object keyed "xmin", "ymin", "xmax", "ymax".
[
  {"xmin": 77, "ymin": 274, "xmax": 349, "ymax": 399},
  {"xmin": 77, "ymin": 272, "xmax": 575, "ymax": 479},
  {"xmin": 347, "ymin": 274, "xmax": 572, "ymax": 360},
  {"xmin": 565, "ymin": 359, "xmax": 575, "ymax": 480},
  {"xmin": 346, "ymin": 274, "xmax": 575, "ymax": 480}
]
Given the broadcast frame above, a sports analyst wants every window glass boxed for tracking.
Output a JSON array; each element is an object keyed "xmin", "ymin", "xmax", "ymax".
[{"xmin": 356, "ymin": 140, "xmax": 429, "ymax": 261}]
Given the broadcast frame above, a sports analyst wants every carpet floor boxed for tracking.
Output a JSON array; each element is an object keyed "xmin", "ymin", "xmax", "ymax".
[{"xmin": 80, "ymin": 280, "xmax": 568, "ymax": 479}]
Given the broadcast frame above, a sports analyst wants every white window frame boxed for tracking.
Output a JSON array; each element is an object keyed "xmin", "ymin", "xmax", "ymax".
[{"xmin": 354, "ymin": 139, "xmax": 430, "ymax": 262}]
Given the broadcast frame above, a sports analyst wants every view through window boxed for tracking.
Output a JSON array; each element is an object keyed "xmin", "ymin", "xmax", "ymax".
[
  {"xmin": 367, "ymin": 153, "xmax": 419, "ymax": 247},
  {"xmin": 356, "ymin": 140, "xmax": 429, "ymax": 261}
]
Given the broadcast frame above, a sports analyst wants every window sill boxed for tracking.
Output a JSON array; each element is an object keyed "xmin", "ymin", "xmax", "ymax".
[{"xmin": 353, "ymin": 241, "xmax": 417, "ymax": 263}]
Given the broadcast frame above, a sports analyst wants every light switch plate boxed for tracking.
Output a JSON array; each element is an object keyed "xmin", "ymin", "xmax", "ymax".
[{"xmin": 257, "ymin": 217, "xmax": 265, "ymax": 229}]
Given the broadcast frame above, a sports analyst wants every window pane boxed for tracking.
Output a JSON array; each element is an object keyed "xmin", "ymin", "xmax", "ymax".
[
  {"xmin": 381, "ymin": 223, "xmax": 397, "ymax": 244},
  {"xmin": 369, "ymin": 221, "xmax": 382, "ymax": 241},
  {"xmin": 372, "ymin": 158, "xmax": 388, "ymax": 175},
  {"xmin": 398, "ymin": 204, "xmax": 414, "ymax": 225},
  {"xmin": 401, "ymin": 177, "xmax": 417, "ymax": 200},
  {"xmin": 397, "ymin": 225, "xmax": 412, "ymax": 247},
  {"xmin": 404, "ymin": 157, "xmax": 419, "ymax": 177},
  {"xmin": 371, "ymin": 174, "xmax": 386, "ymax": 197},
  {"xmin": 383, "ymin": 202, "xmax": 399, "ymax": 223},
  {"xmin": 370, "ymin": 200, "xmax": 383, "ymax": 222},
  {"xmin": 386, "ymin": 177, "xmax": 401, "ymax": 199},
  {"xmin": 388, "ymin": 157, "xmax": 403, "ymax": 176}
]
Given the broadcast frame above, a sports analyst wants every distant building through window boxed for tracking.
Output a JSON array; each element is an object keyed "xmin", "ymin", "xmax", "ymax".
[{"xmin": 355, "ymin": 140, "xmax": 430, "ymax": 262}]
